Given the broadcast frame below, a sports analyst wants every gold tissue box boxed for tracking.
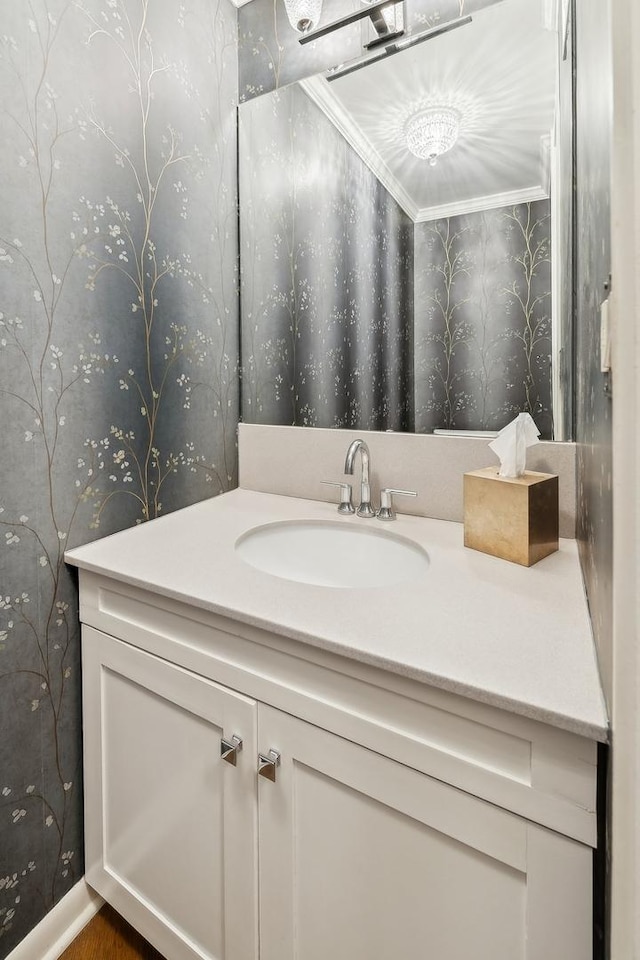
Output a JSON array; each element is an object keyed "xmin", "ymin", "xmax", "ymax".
[{"xmin": 463, "ymin": 467, "xmax": 559, "ymax": 567}]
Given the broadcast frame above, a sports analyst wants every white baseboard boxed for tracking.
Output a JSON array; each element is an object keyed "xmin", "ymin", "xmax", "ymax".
[{"xmin": 6, "ymin": 878, "xmax": 103, "ymax": 960}]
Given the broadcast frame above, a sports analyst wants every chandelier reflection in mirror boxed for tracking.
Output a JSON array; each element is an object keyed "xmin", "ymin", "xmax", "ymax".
[
  {"xmin": 405, "ymin": 107, "xmax": 461, "ymax": 166},
  {"xmin": 283, "ymin": 0, "xmax": 323, "ymax": 32}
]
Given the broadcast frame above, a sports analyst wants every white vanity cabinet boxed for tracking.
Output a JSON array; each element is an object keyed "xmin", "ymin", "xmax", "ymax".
[
  {"xmin": 257, "ymin": 705, "xmax": 591, "ymax": 960},
  {"xmin": 82, "ymin": 628, "xmax": 259, "ymax": 960},
  {"xmin": 78, "ymin": 570, "xmax": 598, "ymax": 960}
]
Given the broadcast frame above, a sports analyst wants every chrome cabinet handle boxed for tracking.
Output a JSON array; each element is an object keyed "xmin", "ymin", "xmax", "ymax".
[
  {"xmin": 221, "ymin": 734, "xmax": 243, "ymax": 766},
  {"xmin": 376, "ymin": 487, "xmax": 417, "ymax": 521},
  {"xmin": 257, "ymin": 749, "xmax": 281, "ymax": 782},
  {"xmin": 321, "ymin": 480, "xmax": 355, "ymax": 514}
]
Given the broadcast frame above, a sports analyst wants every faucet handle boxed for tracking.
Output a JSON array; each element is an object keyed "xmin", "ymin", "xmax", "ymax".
[
  {"xmin": 321, "ymin": 480, "xmax": 355, "ymax": 514},
  {"xmin": 377, "ymin": 487, "xmax": 417, "ymax": 521}
]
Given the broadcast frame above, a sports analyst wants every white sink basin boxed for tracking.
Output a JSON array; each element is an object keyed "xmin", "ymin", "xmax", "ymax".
[{"xmin": 235, "ymin": 519, "xmax": 430, "ymax": 588}]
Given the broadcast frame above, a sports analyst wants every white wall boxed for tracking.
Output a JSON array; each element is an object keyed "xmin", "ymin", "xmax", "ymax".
[{"xmin": 611, "ymin": 0, "xmax": 640, "ymax": 952}]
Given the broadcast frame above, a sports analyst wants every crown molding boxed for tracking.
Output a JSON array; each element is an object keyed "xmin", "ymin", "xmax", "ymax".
[
  {"xmin": 414, "ymin": 186, "xmax": 550, "ymax": 223},
  {"xmin": 301, "ymin": 77, "xmax": 551, "ymax": 224},
  {"xmin": 300, "ymin": 76, "xmax": 420, "ymax": 221}
]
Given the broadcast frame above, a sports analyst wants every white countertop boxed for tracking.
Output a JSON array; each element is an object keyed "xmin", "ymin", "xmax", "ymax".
[{"xmin": 65, "ymin": 489, "xmax": 608, "ymax": 741}]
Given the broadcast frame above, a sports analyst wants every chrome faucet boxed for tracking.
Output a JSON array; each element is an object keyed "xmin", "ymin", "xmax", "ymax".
[{"xmin": 344, "ymin": 439, "xmax": 375, "ymax": 518}]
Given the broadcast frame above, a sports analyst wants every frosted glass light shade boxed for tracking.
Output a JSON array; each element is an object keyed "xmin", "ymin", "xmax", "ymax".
[
  {"xmin": 405, "ymin": 107, "xmax": 460, "ymax": 166},
  {"xmin": 283, "ymin": 0, "xmax": 323, "ymax": 32}
]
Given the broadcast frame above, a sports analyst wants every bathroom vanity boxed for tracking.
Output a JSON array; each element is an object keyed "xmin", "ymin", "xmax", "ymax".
[{"xmin": 67, "ymin": 488, "xmax": 607, "ymax": 960}]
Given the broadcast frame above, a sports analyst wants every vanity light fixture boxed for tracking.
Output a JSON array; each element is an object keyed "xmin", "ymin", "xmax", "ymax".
[
  {"xmin": 405, "ymin": 106, "xmax": 461, "ymax": 166},
  {"xmin": 283, "ymin": 0, "xmax": 323, "ymax": 34},
  {"xmin": 364, "ymin": 0, "xmax": 404, "ymax": 49},
  {"xmin": 299, "ymin": 0, "xmax": 404, "ymax": 45},
  {"xmin": 325, "ymin": 16, "xmax": 472, "ymax": 83}
]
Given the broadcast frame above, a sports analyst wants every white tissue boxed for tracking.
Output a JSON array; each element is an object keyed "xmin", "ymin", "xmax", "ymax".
[{"xmin": 488, "ymin": 412, "xmax": 540, "ymax": 478}]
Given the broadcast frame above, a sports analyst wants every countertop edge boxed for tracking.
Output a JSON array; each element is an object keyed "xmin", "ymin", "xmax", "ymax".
[{"xmin": 65, "ymin": 550, "xmax": 609, "ymax": 743}]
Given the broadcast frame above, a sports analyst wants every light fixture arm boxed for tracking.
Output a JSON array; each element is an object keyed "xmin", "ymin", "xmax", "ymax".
[
  {"xmin": 299, "ymin": 0, "xmax": 405, "ymax": 45},
  {"xmin": 324, "ymin": 15, "xmax": 472, "ymax": 83}
]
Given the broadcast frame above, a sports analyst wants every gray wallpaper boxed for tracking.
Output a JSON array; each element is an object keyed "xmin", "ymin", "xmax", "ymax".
[
  {"xmin": 415, "ymin": 201, "xmax": 553, "ymax": 437},
  {"xmin": 238, "ymin": 0, "xmax": 504, "ymax": 103},
  {"xmin": 239, "ymin": 83, "xmax": 415, "ymax": 431},
  {"xmin": 0, "ymin": 0, "xmax": 238, "ymax": 954},
  {"xmin": 575, "ymin": 0, "xmax": 613, "ymax": 706}
]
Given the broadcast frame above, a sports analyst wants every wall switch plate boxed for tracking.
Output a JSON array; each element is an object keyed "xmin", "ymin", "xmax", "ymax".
[{"xmin": 600, "ymin": 298, "xmax": 612, "ymax": 374}]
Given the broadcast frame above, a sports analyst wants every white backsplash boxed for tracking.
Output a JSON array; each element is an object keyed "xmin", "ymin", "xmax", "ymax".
[{"xmin": 238, "ymin": 424, "xmax": 577, "ymax": 539}]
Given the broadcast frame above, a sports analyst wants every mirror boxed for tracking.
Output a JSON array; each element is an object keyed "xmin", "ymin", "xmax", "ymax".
[{"xmin": 239, "ymin": 0, "xmax": 572, "ymax": 440}]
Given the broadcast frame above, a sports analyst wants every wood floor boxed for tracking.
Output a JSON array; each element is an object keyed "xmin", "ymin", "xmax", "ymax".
[{"xmin": 59, "ymin": 905, "xmax": 166, "ymax": 960}]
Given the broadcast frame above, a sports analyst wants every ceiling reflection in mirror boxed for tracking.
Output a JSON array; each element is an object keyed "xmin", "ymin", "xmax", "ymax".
[{"xmin": 238, "ymin": 0, "xmax": 572, "ymax": 440}]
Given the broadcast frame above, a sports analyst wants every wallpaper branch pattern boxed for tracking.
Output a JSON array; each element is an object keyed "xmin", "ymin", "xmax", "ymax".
[
  {"xmin": 419, "ymin": 219, "xmax": 473, "ymax": 428},
  {"xmin": 80, "ymin": 1, "xmax": 195, "ymax": 524},
  {"xmin": 504, "ymin": 206, "xmax": 553, "ymax": 418},
  {"xmin": 77, "ymin": 0, "xmax": 238, "ymax": 523},
  {"xmin": 0, "ymin": 6, "xmax": 89, "ymax": 937},
  {"xmin": 0, "ymin": 0, "xmax": 238, "ymax": 953},
  {"xmin": 415, "ymin": 201, "xmax": 552, "ymax": 437}
]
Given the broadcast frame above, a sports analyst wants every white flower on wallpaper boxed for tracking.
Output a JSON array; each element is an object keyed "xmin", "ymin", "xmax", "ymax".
[{"xmin": 0, "ymin": 0, "xmax": 238, "ymax": 954}]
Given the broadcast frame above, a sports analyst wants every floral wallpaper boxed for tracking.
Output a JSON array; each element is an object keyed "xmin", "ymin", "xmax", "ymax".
[
  {"xmin": 239, "ymin": 82, "xmax": 415, "ymax": 431},
  {"xmin": 574, "ymin": 0, "xmax": 613, "ymax": 707},
  {"xmin": 415, "ymin": 201, "xmax": 553, "ymax": 437},
  {"xmin": 0, "ymin": 0, "xmax": 238, "ymax": 954},
  {"xmin": 238, "ymin": 0, "xmax": 504, "ymax": 103}
]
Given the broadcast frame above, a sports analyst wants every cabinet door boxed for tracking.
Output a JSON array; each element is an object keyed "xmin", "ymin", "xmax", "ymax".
[
  {"xmin": 82, "ymin": 626, "xmax": 258, "ymax": 960},
  {"xmin": 258, "ymin": 705, "xmax": 592, "ymax": 960}
]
